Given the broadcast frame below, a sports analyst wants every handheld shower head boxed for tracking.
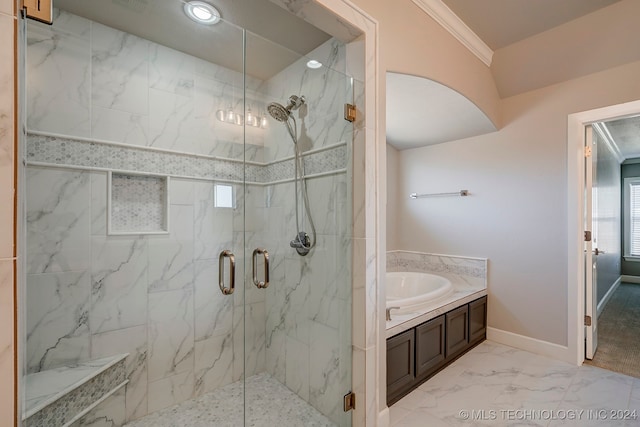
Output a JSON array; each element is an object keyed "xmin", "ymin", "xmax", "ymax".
[
  {"xmin": 267, "ymin": 95, "xmax": 306, "ymax": 122},
  {"xmin": 267, "ymin": 102, "xmax": 289, "ymax": 122}
]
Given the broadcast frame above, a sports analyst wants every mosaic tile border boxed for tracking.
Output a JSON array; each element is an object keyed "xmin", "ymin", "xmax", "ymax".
[
  {"xmin": 387, "ymin": 250, "xmax": 487, "ymax": 279},
  {"xmin": 24, "ymin": 358, "xmax": 127, "ymax": 427},
  {"xmin": 26, "ymin": 133, "xmax": 348, "ymax": 184}
]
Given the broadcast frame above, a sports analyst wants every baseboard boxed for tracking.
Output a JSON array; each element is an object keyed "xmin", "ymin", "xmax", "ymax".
[
  {"xmin": 378, "ymin": 407, "xmax": 390, "ymax": 427},
  {"xmin": 597, "ymin": 277, "xmax": 621, "ymax": 317},
  {"xmin": 487, "ymin": 327, "xmax": 573, "ymax": 364},
  {"xmin": 621, "ymin": 275, "xmax": 640, "ymax": 284}
]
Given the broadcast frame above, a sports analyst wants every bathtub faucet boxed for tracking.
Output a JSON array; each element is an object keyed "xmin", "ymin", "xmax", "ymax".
[{"xmin": 386, "ymin": 306, "xmax": 400, "ymax": 321}]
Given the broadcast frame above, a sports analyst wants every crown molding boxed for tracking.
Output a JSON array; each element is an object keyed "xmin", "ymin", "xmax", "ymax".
[
  {"xmin": 412, "ymin": 0, "xmax": 493, "ymax": 67},
  {"xmin": 593, "ymin": 122, "xmax": 625, "ymax": 163}
]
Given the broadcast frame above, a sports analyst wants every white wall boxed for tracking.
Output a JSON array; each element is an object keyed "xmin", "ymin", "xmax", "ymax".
[
  {"xmin": 393, "ymin": 59, "xmax": 640, "ymax": 347},
  {"xmin": 386, "ymin": 144, "xmax": 399, "ymax": 251}
]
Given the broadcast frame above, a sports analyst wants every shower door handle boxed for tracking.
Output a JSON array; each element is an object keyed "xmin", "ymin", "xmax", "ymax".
[
  {"xmin": 252, "ymin": 248, "xmax": 270, "ymax": 289},
  {"xmin": 219, "ymin": 250, "xmax": 235, "ymax": 295}
]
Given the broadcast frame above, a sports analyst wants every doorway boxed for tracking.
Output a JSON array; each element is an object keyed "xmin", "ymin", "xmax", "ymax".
[
  {"xmin": 568, "ymin": 99, "xmax": 640, "ymax": 370},
  {"xmin": 583, "ymin": 117, "xmax": 640, "ymax": 377}
]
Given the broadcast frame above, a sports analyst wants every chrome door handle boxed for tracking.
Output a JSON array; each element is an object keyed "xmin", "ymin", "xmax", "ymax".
[
  {"xmin": 219, "ymin": 250, "xmax": 235, "ymax": 295},
  {"xmin": 252, "ymin": 248, "xmax": 270, "ymax": 289},
  {"xmin": 594, "ymin": 248, "xmax": 605, "ymax": 255}
]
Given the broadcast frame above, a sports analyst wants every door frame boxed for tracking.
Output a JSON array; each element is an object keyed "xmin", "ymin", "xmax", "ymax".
[{"xmin": 567, "ymin": 99, "xmax": 640, "ymax": 365}]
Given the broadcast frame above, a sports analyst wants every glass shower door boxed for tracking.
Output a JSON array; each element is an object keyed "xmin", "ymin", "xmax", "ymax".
[
  {"xmin": 243, "ymin": 30, "xmax": 354, "ymax": 426},
  {"xmin": 21, "ymin": 1, "xmax": 357, "ymax": 425}
]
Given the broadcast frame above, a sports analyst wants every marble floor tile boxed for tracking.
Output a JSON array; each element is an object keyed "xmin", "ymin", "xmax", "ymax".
[{"xmin": 391, "ymin": 341, "xmax": 640, "ymax": 427}]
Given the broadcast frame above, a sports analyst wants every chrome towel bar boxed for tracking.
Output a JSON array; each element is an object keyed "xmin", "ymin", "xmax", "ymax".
[{"xmin": 410, "ymin": 190, "xmax": 469, "ymax": 199}]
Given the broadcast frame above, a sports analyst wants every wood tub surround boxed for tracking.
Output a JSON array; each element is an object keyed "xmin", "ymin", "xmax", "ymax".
[{"xmin": 386, "ymin": 296, "xmax": 487, "ymax": 405}]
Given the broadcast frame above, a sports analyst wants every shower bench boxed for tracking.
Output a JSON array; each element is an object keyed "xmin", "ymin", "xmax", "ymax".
[{"xmin": 23, "ymin": 354, "xmax": 128, "ymax": 427}]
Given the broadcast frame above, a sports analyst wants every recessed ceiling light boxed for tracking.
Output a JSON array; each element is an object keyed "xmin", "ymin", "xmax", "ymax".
[
  {"xmin": 306, "ymin": 60, "xmax": 322, "ymax": 69},
  {"xmin": 184, "ymin": 1, "xmax": 221, "ymax": 25}
]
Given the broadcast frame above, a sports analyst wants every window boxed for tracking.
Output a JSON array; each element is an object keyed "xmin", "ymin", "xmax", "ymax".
[{"xmin": 624, "ymin": 177, "xmax": 640, "ymax": 260}]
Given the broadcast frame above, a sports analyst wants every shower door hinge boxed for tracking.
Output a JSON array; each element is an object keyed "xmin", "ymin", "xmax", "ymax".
[
  {"xmin": 585, "ymin": 145, "xmax": 592, "ymax": 157},
  {"xmin": 584, "ymin": 315, "xmax": 592, "ymax": 326},
  {"xmin": 343, "ymin": 391, "xmax": 355, "ymax": 412},
  {"xmin": 584, "ymin": 231, "xmax": 592, "ymax": 242},
  {"xmin": 344, "ymin": 104, "xmax": 356, "ymax": 122},
  {"xmin": 22, "ymin": 0, "xmax": 53, "ymax": 24}
]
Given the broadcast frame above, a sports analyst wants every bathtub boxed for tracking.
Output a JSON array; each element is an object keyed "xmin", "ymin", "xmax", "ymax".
[{"xmin": 386, "ymin": 272, "xmax": 454, "ymax": 314}]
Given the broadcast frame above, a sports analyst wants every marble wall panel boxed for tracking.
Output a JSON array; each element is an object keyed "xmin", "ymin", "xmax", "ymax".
[
  {"xmin": 26, "ymin": 16, "xmax": 91, "ymax": 137},
  {"xmin": 26, "ymin": 271, "xmax": 90, "ymax": 373},
  {"xmin": 147, "ymin": 371, "xmax": 194, "ymax": 414},
  {"xmin": 147, "ymin": 205, "xmax": 194, "ymax": 293},
  {"xmin": 91, "ymin": 326, "xmax": 148, "ymax": 422},
  {"xmin": 26, "ymin": 167, "xmax": 91, "ymax": 274},
  {"xmin": 147, "ymin": 288, "xmax": 195, "ymax": 382},
  {"xmin": 91, "ymin": 22, "xmax": 149, "ymax": 116},
  {"xmin": 91, "ymin": 237, "xmax": 148, "ymax": 334}
]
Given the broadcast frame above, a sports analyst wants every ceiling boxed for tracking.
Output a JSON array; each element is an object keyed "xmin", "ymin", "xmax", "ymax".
[
  {"xmin": 386, "ymin": 73, "xmax": 496, "ymax": 151},
  {"xmin": 603, "ymin": 116, "xmax": 640, "ymax": 160},
  {"xmin": 56, "ymin": 0, "xmax": 332, "ymax": 80},
  {"xmin": 387, "ymin": 0, "xmax": 630, "ymax": 151},
  {"xmin": 441, "ymin": 0, "xmax": 622, "ymax": 50}
]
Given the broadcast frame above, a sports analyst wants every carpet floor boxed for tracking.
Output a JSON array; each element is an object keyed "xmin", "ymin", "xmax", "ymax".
[{"xmin": 584, "ymin": 282, "xmax": 640, "ymax": 378}]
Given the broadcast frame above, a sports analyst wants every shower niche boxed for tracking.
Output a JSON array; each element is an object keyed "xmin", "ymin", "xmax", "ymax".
[{"xmin": 107, "ymin": 172, "xmax": 169, "ymax": 235}]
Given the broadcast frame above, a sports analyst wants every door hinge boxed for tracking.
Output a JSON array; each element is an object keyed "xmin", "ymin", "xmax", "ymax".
[
  {"xmin": 585, "ymin": 145, "xmax": 592, "ymax": 157},
  {"xmin": 22, "ymin": 0, "xmax": 53, "ymax": 24},
  {"xmin": 343, "ymin": 391, "xmax": 355, "ymax": 412},
  {"xmin": 344, "ymin": 103, "xmax": 356, "ymax": 122},
  {"xmin": 584, "ymin": 315, "xmax": 592, "ymax": 326},
  {"xmin": 584, "ymin": 231, "xmax": 592, "ymax": 242}
]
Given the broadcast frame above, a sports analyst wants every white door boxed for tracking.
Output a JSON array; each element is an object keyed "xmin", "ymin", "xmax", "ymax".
[{"xmin": 585, "ymin": 125, "xmax": 598, "ymax": 360}]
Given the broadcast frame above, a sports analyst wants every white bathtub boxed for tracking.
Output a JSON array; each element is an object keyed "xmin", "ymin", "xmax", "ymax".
[{"xmin": 386, "ymin": 272, "xmax": 454, "ymax": 314}]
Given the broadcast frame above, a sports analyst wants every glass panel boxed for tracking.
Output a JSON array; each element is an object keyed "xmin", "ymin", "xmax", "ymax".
[
  {"xmin": 244, "ymin": 29, "xmax": 355, "ymax": 426},
  {"xmin": 21, "ymin": 0, "xmax": 361, "ymax": 425},
  {"xmin": 22, "ymin": 2, "xmax": 247, "ymax": 425}
]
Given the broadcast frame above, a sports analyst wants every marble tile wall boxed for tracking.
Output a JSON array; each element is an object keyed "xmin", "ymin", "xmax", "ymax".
[
  {"xmin": 26, "ymin": 8, "xmax": 265, "ymax": 162},
  {"xmin": 387, "ymin": 250, "xmax": 487, "ymax": 288},
  {"xmin": 25, "ymin": 171, "xmax": 250, "ymax": 422},
  {"xmin": 263, "ymin": 38, "xmax": 353, "ymax": 163},
  {"xmin": 0, "ymin": 0, "xmax": 16, "ymax": 424},
  {"xmin": 23, "ymin": 6, "xmax": 356, "ymax": 427},
  {"xmin": 263, "ymin": 172, "xmax": 352, "ymax": 426}
]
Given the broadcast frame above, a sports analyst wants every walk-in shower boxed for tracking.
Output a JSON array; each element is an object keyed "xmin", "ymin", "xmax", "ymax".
[
  {"xmin": 267, "ymin": 95, "xmax": 316, "ymax": 256},
  {"xmin": 19, "ymin": 0, "xmax": 360, "ymax": 426}
]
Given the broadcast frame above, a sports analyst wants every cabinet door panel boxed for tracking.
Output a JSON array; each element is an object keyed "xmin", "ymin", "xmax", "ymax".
[
  {"xmin": 387, "ymin": 329, "xmax": 415, "ymax": 404},
  {"xmin": 415, "ymin": 315, "xmax": 445, "ymax": 381},
  {"xmin": 446, "ymin": 305, "xmax": 469, "ymax": 358},
  {"xmin": 469, "ymin": 296, "xmax": 487, "ymax": 344}
]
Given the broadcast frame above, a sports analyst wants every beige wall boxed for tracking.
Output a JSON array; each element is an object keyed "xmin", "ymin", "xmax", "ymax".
[
  {"xmin": 385, "ymin": 144, "xmax": 399, "ymax": 251},
  {"xmin": 492, "ymin": 0, "xmax": 640, "ymax": 98},
  {"xmin": 0, "ymin": 0, "xmax": 16, "ymax": 425},
  {"xmin": 393, "ymin": 59, "xmax": 640, "ymax": 346},
  {"xmin": 351, "ymin": 0, "xmax": 502, "ymax": 129}
]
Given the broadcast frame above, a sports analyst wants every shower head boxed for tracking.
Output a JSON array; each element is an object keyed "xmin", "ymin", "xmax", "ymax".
[
  {"xmin": 267, "ymin": 95, "xmax": 306, "ymax": 122},
  {"xmin": 267, "ymin": 102, "xmax": 290, "ymax": 122}
]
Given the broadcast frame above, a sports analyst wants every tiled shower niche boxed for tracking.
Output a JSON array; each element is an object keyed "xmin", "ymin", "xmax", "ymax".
[{"xmin": 108, "ymin": 172, "xmax": 169, "ymax": 235}]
